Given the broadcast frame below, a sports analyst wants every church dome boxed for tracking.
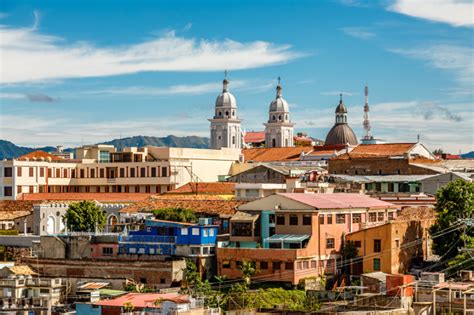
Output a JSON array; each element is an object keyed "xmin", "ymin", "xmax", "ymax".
[
  {"xmin": 325, "ymin": 121, "xmax": 358, "ymax": 145},
  {"xmin": 269, "ymin": 80, "xmax": 289, "ymax": 112},
  {"xmin": 215, "ymin": 78, "xmax": 237, "ymax": 108},
  {"xmin": 335, "ymin": 99, "xmax": 347, "ymax": 113}
]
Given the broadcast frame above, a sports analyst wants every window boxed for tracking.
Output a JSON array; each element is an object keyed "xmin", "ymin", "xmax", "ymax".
[
  {"xmin": 303, "ymin": 215, "xmax": 311, "ymax": 225},
  {"xmin": 352, "ymin": 214, "xmax": 361, "ymax": 223},
  {"xmin": 289, "ymin": 215, "xmax": 298, "ymax": 225},
  {"xmin": 102, "ymin": 247, "xmax": 113, "ymax": 256},
  {"xmin": 272, "ymin": 261, "xmax": 281, "ymax": 271},
  {"xmin": 17, "ymin": 186, "xmax": 22, "ymax": 194},
  {"xmin": 327, "ymin": 214, "xmax": 333, "ymax": 224},
  {"xmin": 231, "ymin": 222, "xmax": 252, "ymax": 237},
  {"xmin": 285, "ymin": 262, "xmax": 294, "ymax": 270},
  {"xmin": 56, "ymin": 169, "xmax": 60, "ymax": 178},
  {"xmin": 162, "ymin": 167, "xmax": 168, "ymax": 177},
  {"xmin": 203, "ymin": 229, "xmax": 208, "ymax": 237},
  {"xmin": 181, "ymin": 228, "xmax": 188, "ymax": 235},
  {"xmin": 4, "ymin": 167, "xmax": 12, "ymax": 177},
  {"xmin": 29, "ymin": 186, "xmax": 34, "ymax": 193},
  {"xmin": 80, "ymin": 169, "xmax": 85, "ymax": 178},
  {"xmin": 129, "ymin": 248, "xmax": 136, "ymax": 254},
  {"xmin": 130, "ymin": 168, "xmax": 135, "ymax": 178},
  {"xmin": 63, "ymin": 169, "xmax": 68, "ymax": 178},
  {"xmin": 29, "ymin": 167, "xmax": 34, "ymax": 177},
  {"xmin": 377, "ymin": 212, "xmax": 384, "ymax": 221},
  {"xmin": 99, "ymin": 150, "xmax": 110, "ymax": 163},
  {"xmin": 373, "ymin": 258, "xmax": 381, "ymax": 271},
  {"xmin": 336, "ymin": 214, "xmax": 346, "ymax": 224},
  {"xmin": 395, "ymin": 239, "xmax": 400, "ymax": 248},
  {"xmin": 326, "ymin": 238, "xmax": 335, "ymax": 249},
  {"xmin": 354, "ymin": 241, "xmax": 362, "ymax": 248},
  {"xmin": 222, "ymin": 261, "xmax": 231, "ymax": 269},
  {"xmin": 374, "ymin": 240, "xmax": 382, "ymax": 252},
  {"xmin": 260, "ymin": 261, "xmax": 268, "ymax": 270},
  {"xmin": 90, "ymin": 169, "xmax": 95, "ymax": 178},
  {"xmin": 71, "ymin": 169, "xmax": 75, "ymax": 178},
  {"xmin": 209, "ymin": 228, "xmax": 215, "ymax": 237},
  {"xmin": 388, "ymin": 212, "xmax": 394, "ymax": 220},
  {"xmin": 369, "ymin": 213, "xmax": 377, "ymax": 222},
  {"xmin": 139, "ymin": 277, "xmax": 147, "ymax": 284},
  {"xmin": 17, "ymin": 167, "xmax": 22, "ymax": 176},
  {"xmin": 40, "ymin": 168, "xmax": 44, "ymax": 177},
  {"xmin": 192, "ymin": 228, "xmax": 200, "ymax": 236},
  {"xmin": 4, "ymin": 187, "xmax": 12, "ymax": 196},
  {"xmin": 140, "ymin": 167, "xmax": 146, "ymax": 177},
  {"xmin": 120, "ymin": 168, "xmax": 125, "ymax": 177},
  {"xmin": 276, "ymin": 215, "xmax": 285, "ymax": 225},
  {"xmin": 151, "ymin": 167, "xmax": 157, "ymax": 177},
  {"xmin": 319, "ymin": 215, "xmax": 324, "ymax": 225}
]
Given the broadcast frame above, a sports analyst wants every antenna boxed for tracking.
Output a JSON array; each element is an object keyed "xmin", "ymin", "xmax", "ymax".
[{"xmin": 362, "ymin": 84, "xmax": 372, "ymax": 141}]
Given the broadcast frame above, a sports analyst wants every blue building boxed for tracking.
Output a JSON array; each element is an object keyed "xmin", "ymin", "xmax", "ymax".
[{"xmin": 118, "ymin": 218, "xmax": 218, "ymax": 257}]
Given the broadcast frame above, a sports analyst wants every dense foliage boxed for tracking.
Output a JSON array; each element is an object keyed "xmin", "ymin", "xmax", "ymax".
[
  {"xmin": 63, "ymin": 201, "xmax": 106, "ymax": 232},
  {"xmin": 430, "ymin": 179, "xmax": 474, "ymax": 271},
  {"xmin": 152, "ymin": 207, "xmax": 197, "ymax": 223}
]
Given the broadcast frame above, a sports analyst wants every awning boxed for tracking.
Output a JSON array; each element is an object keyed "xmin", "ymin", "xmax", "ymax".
[{"xmin": 265, "ymin": 234, "xmax": 310, "ymax": 243}]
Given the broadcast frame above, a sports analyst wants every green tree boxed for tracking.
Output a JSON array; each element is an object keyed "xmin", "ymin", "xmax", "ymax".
[
  {"xmin": 430, "ymin": 179, "xmax": 474, "ymax": 271},
  {"xmin": 239, "ymin": 261, "xmax": 256, "ymax": 286},
  {"xmin": 152, "ymin": 207, "xmax": 197, "ymax": 223},
  {"xmin": 63, "ymin": 201, "xmax": 106, "ymax": 232},
  {"xmin": 123, "ymin": 301, "xmax": 134, "ymax": 312},
  {"xmin": 341, "ymin": 240, "xmax": 359, "ymax": 275}
]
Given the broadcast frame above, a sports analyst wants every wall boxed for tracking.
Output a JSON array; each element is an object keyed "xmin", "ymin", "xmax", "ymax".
[{"xmin": 329, "ymin": 158, "xmax": 439, "ymax": 176}]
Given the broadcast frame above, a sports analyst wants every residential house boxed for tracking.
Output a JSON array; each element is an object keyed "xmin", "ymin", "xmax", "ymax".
[{"xmin": 217, "ymin": 193, "xmax": 397, "ymax": 284}]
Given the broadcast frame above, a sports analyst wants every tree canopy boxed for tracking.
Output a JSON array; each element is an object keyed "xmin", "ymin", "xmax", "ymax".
[
  {"xmin": 152, "ymin": 207, "xmax": 197, "ymax": 223},
  {"xmin": 430, "ymin": 179, "xmax": 474, "ymax": 271},
  {"xmin": 63, "ymin": 200, "xmax": 106, "ymax": 232}
]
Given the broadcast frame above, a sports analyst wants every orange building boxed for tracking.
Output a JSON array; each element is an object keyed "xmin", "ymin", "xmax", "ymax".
[
  {"xmin": 346, "ymin": 219, "xmax": 434, "ymax": 275},
  {"xmin": 216, "ymin": 193, "xmax": 397, "ymax": 285}
]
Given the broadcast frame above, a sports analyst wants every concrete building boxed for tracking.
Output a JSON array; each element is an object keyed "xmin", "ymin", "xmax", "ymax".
[
  {"xmin": 209, "ymin": 73, "xmax": 242, "ymax": 150},
  {"xmin": 264, "ymin": 79, "xmax": 295, "ymax": 148},
  {"xmin": 0, "ymin": 145, "xmax": 240, "ymax": 200},
  {"xmin": 420, "ymin": 171, "xmax": 472, "ymax": 195},
  {"xmin": 346, "ymin": 219, "xmax": 434, "ymax": 275},
  {"xmin": 216, "ymin": 193, "xmax": 397, "ymax": 284}
]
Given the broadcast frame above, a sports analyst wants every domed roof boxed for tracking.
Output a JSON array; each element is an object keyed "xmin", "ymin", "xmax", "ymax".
[
  {"xmin": 215, "ymin": 79, "xmax": 237, "ymax": 108},
  {"xmin": 325, "ymin": 123, "xmax": 358, "ymax": 146},
  {"xmin": 335, "ymin": 94, "xmax": 347, "ymax": 113},
  {"xmin": 269, "ymin": 81, "xmax": 289, "ymax": 112}
]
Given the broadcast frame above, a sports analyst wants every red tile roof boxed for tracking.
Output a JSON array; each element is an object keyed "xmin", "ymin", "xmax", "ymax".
[
  {"xmin": 242, "ymin": 147, "xmax": 312, "ymax": 162},
  {"xmin": 166, "ymin": 182, "xmax": 235, "ymax": 195},
  {"xmin": 120, "ymin": 195, "xmax": 245, "ymax": 216},
  {"xmin": 308, "ymin": 144, "xmax": 348, "ymax": 156},
  {"xmin": 20, "ymin": 193, "xmax": 153, "ymax": 203},
  {"xmin": 244, "ymin": 131, "xmax": 266, "ymax": 143},
  {"xmin": 0, "ymin": 201, "xmax": 35, "ymax": 221},
  {"xmin": 94, "ymin": 293, "xmax": 189, "ymax": 308},
  {"xmin": 17, "ymin": 150, "xmax": 62, "ymax": 161},
  {"xmin": 278, "ymin": 193, "xmax": 397, "ymax": 210}
]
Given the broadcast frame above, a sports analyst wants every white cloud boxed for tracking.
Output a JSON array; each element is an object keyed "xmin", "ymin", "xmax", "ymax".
[
  {"xmin": 0, "ymin": 23, "xmax": 303, "ymax": 84},
  {"xmin": 388, "ymin": 0, "xmax": 474, "ymax": 27},
  {"xmin": 389, "ymin": 44, "xmax": 474, "ymax": 93},
  {"xmin": 341, "ymin": 27, "xmax": 376, "ymax": 39},
  {"xmin": 0, "ymin": 92, "xmax": 25, "ymax": 99}
]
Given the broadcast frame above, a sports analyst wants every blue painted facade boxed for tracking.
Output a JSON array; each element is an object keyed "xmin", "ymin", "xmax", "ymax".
[{"xmin": 118, "ymin": 219, "xmax": 218, "ymax": 256}]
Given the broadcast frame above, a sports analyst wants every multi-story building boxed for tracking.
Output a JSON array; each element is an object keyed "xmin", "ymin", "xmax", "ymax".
[
  {"xmin": 0, "ymin": 145, "xmax": 240, "ymax": 200},
  {"xmin": 216, "ymin": 193, "xmax": 397, "ymax": 284}
]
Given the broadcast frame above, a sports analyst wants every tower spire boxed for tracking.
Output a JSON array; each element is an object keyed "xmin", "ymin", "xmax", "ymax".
[
  {"xmin": 363, "ymin": 84, "xmax": 372, "ymax": 140},
  {"xmin": 222, "ymin": 70, "xmax": 229, "ymax": 92},
  {"xmin": 276, "ymin": 76, "xmax": 282, "ymax": 98}
]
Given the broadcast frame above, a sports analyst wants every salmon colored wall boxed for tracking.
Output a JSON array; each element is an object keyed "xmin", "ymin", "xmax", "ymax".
[{"xmin": 90, "ymin": 243, "xmax": 118, "ymax": 259}]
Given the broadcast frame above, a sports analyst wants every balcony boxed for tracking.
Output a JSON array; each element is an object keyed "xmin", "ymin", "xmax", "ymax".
[{"xmin": 119, "ymin": 235, "xmax": 176, "ymax": 244}]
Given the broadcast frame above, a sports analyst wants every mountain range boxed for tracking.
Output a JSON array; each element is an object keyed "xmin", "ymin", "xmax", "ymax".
[{"xmin": 0, "ymin": 135, "xmax": 210, "ymax": 160}]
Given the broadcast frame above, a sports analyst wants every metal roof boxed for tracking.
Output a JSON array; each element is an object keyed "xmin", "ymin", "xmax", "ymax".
[{"xmin": 265, "ymin": 234, "xmax": 310, "ymax": 242}]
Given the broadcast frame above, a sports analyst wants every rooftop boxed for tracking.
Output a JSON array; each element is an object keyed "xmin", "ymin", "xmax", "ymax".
[
  {"xmin": 242, "ymin": 147, "xmax": 313, "ymax": 162},
  {"xmin": 17, "ymin": 150, "xmax": 62, "ymax": 162},
  {"xmin": 20, "ymin": 193, "xmax": 154, "ymax": 202},
  {"xmin": 0, "ymin": 200, "xmax": 35, "ymax": 221},
  {"xmin": 3, "ymin": 265, "xmax": 38, "ymax": 276},
  {"xmin": 94, "ymin": 292, "xmax": 189, "ymax": 308},
  {"xmin": 277, "ymin": 193, "xmax": 397, "ymax": 210},
  {"xmin": 166, "ymin": 182, "xmax": 235, "ymax": 195},
  {"xmin": 333, "ymin": 143, "xmax": 419, "ymax": 160},
  {"xmin": 244, "ymin": 131, "xmax": 266, "ymax": 143}
]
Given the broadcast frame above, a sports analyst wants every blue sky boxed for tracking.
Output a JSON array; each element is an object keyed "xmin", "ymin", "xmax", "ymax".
[{"xmin": 0, "ymin": 0, "xmax": 472, "ymax": 153}]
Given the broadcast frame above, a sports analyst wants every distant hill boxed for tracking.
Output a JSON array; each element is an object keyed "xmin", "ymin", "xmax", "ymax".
[
  {"xmin": 100, "ymin": 135, "xmax": 209, "ymax": 151},
  {"xmin": 461, "ymin": 151, "xmax": 474, "ymax": 159},
  {"xmin": 0, "ymin": 135, "xmax": 210, "ymax": 160}
]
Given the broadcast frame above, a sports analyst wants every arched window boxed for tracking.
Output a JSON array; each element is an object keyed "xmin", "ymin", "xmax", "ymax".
[
  {"xmin": 272, "ymin": 115, "xmax": 276, "ymax": 121},
  {"xmin": 46, "ymin": 216, "xmax": 56, "ymax": 235},
  {"xmin": 285, "ymin": 114, "xmax": 288, "ymax": 121},
  {"xmin": 272, "ymin": 139, "xmax": 276, "ymax": 147},
  {"xmin": 218, "ymin": 111, "xmax": 222, "ymax": 117},
  {"xmin": 225, "ymin": 111, "xmax": 229, "ymax": 117},
  {"xmin": 279, "ymin": 115, "xmax": 282, "ymax": 121},
  {"xmin": 232, "ymin": 110, "xmax": 235, "ymax": 116}
]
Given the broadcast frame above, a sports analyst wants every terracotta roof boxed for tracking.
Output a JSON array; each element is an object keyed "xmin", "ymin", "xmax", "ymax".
[
  {"xmin": 277, "ymin": 193, "xmax": 397, "ymax": 210},
  {"xmin": 20, "ymin": 193, "xmax": 153, "ymax": 202},
  {"xmin": 242, "ymin": 147, "xmax": 312, "ymax": 162},
  {"xmin": 294, "ymin": 136, "xmax": 313, "ymax": 143},
  {"xmin": 6, "ymin": 265, "xmax": 38, "ymax": 276},
  {"xmin": 309, "ymin": 144, "xmax": 348, "ymax": 156},
  {"xmin": 17, "ymin": 150, "xmax": 62, "ymax": 161},
  {"xmin": 120, "ymin": 195, "xmax": 245, "ymax": 216},
  {"xmin": 244, "ymin": 131, "xmax": 266, "ymax": 143},
  {"xmin": 0, "ymin": 201, "xmax": 34, "ymax": 221},
  {"xmin": 166, "ymin": 182, "xmax": 235, "ymax": 195},
  {"xmin": 94, "ymin": 293, "xmax": 189, "ymax": 308},
  {"xmin": 334, "ymin": 143, "xmax": 416, "ymax": 160}
]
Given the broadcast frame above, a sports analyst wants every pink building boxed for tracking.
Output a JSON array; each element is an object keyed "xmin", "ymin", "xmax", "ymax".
[{"xmin": 217, "ymin": 193, "xmax": 397, "ymax": 285}]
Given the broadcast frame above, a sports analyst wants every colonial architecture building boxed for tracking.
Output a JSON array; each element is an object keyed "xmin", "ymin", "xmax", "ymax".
[
  {"xmin": 325, "ymin": 94, "xmax": 358, "ymax": 146},
  {"xmin": 264, "ymin": 79, "xmax": 295, "ymax": 148},
  {"xmin": 209, "ymin": 73, "xmax": 242, "ymax": 150}
]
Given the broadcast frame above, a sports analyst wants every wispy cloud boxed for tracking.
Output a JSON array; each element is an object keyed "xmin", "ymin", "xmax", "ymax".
[
  {"xmin": 0, "ymin": 92, "xmax": 58, "ymax": 102},
  {"xmin": 341, "ymin": 27, "xmax": 376, "ymax": 39},
  {"xmin": 0, "ymin": 92, "xmax": 25, "ymax": 100},
  {"xmin": 389, "ymin": 44, "xmax": 474, "ymax": 94},
  {"xmin": 388, "ymin": 0, "xmax": 474, "ymax": 27},
  {"xmin": 0, "ymin": 22, "xmax": 304, "ymax": 84}
]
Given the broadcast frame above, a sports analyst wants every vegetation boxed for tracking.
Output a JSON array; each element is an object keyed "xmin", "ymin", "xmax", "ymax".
[
  {"xmin": 123, "ymin": 301, "xmax": 134, "ymax": 312},
  {"xmin": 63, "ymin": 201, "xmax": 106, "ymax": 232},
  {"xmin": 0, "ymin": 230, "xmax": 19, "ymax": 235},
  {"xmin": 430, "ymin": 179, "xmax": 474, "ymax": 271},
  {"xmin": 181, "ymin": 259, "xmax": 320, "ymax": 312},
  {"xmin": 341, "ymin": 240, "xmax": 359, "ymax": 274},
  {"xmin": 152, "ymin": 207, "xmax": 197, "ymax": 223}
]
